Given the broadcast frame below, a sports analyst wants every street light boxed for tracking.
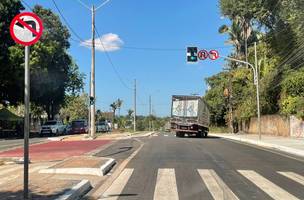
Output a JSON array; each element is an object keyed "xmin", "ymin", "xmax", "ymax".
[{"xmin": 221, "ymin": 42, "xmax": 261, "ymax": 140}]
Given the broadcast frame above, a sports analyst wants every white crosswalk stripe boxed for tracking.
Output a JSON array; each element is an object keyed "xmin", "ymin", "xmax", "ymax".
[
  {"xmin": 238, "ymin": 170, "xmax": 299, "ymax": 200},
  {"xmin": 100, "ymin": 168, "xmax": 134, "ymax": 200},
  {"xmin": 278, "ymin": 171, "xmax": 304, "ymax": 186},
  {"xmin": 97, "ymin": 168, "xmax": 303, "ymax": 200},
  {"xmin": 198, "ymin": 169, "xmax": 239, "ymax": 200},
  {"xmin": 153, "ymin": 168, "xmax": 179, "ymax": 200}
]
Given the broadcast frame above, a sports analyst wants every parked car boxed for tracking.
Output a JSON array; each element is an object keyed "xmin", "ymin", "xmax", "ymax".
[
  {"xmin": 96, "ymin": 121, "xmax": 110, "ymax": 132},
  {"xmin": 40, "ymin": 120, "xmax": 66, "ymax": 136},
  {"xmin": 70, "ymin": 120, "xmax": 88, "ymax": 134}
]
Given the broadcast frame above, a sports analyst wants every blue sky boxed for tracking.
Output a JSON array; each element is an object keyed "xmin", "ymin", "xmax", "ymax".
[{"xmin": 25, "ymin": 0, "xmax": 232, "ymax": 117}]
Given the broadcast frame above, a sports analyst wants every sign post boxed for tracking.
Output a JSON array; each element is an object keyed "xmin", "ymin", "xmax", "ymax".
[{"xmin": 10, "ymin": 12, "xmax": 43, "ymax": 200}]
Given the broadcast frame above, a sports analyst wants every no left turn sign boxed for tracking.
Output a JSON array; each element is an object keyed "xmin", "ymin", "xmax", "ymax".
[{"xmin": 10, "ymin": 12, "xmax": 43, "ymax": 46}]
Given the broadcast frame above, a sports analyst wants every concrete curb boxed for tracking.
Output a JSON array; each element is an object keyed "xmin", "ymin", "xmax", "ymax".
[
  {"xmin": 100, "ymin": 158, "xmax": 116, "ymax": 176},
  {"xmin": 55, "ymin": 179, "xmax": 92, "ymax": 200},
  {"xmin": 211, "ymin": 133, "xmax": 304, "ymax": 158},
  {"xmin": 47, "ymin": 136, "xmax": 66, "ymax": 141},
  {"xmin": 39, "ymin": 158, "xmax": 116, "ymax": 176}
]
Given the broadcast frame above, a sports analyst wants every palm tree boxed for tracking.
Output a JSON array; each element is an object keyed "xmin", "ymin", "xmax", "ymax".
[
  {"xmin": 110, "ymin": 102, "xmax": 117, "ymax": 124},
  {"xmin": 116, "ymin": 98, "xmax": 123, "ymax": 117}
]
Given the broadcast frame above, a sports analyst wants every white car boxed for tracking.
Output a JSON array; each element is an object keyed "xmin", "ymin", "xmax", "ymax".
[{"xmin": 40, "ymin": 120, "xmax": 66, "ymax": 136}]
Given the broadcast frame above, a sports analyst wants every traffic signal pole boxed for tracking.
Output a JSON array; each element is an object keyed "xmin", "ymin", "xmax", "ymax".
[{"xmin": 221, "ymin": 42, "xmax": 261, "ymax": 140}]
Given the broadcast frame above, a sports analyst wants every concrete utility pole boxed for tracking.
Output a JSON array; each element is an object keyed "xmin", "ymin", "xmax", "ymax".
[
  {"xmin": 90, "ymin": 5, "xmax": 96, "ymax": 138},
  {"xmin": 133, "ymin": 79, "xmax": 137, "ymax": 132},
  {"xmin": 149, "ymin": 95, "xmax": 152, "ymax": 131}
]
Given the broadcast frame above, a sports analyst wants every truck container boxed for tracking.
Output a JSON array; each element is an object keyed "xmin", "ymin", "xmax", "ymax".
[{"xmin": 170, "ymin": 95, "xmax": 210, "ymax": 137}]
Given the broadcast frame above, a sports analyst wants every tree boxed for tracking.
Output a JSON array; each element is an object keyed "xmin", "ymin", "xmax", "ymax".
[
  {"xmin": 60, "ymin": 93, "xmax": 89, "ymax": 123},
  {"xmin": 110, "ymin": 102, "xmax": 118, "ymax": 122},
  {"xmin": 9, "ymin": 5, "xmax": 84, "ymax": 119},
  {"xmin": 115, "ymin": 98, "xmax": 123, "ymax": 116},
  {"xmin": 0, "ymin": 0, "xmax": 24, "ymax": 105}
]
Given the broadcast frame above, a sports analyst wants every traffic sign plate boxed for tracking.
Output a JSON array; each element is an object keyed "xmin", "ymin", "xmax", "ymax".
[
  {"xmin": 198, "ymin": 50, "xmax": 209, "ymax": 60},
  {"xmin": 10, "ymin": 12, "xmax": 43, "ymax": 46},
  {"xmin": 209, "ymin": 50, "xmax": 219, "ymax": 60}
]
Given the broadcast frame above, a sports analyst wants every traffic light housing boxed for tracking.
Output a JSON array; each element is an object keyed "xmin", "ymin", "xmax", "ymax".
[
  {"xmin": 187, "ymin": 47, "xmax": 198, "ymax": 62},
  {"xmin": 89, "ymin": 96, "xmax": 95, "ymax": 105}
]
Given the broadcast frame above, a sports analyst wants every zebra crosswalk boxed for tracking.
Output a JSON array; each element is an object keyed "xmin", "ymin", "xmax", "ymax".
[{"xmin": 99, "ymin": 168, "xmax": 304, "ymax": 200}]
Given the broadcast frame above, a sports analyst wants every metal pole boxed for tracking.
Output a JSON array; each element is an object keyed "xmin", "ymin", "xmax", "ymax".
[
  {"xmin": 255, "ymin": 42, "xmax": 261, "ymax": 140},
  {"xmin": 149, "ymin": 95, "xmax": 151, "ymax": 131},
  {"xmin": 90, "ymin": 5, "xmax": 96, "ymax": 138},
  {"xmin": 24, "ymin": 46, "xmax": 30, "ymax": 200},
  {"xmin": 88, "ymin": 71, "xmax": 91, "ymax": 136},
  {"xmin": 133, "ymin": 79, "xmax": 136, "ymax": 132}
]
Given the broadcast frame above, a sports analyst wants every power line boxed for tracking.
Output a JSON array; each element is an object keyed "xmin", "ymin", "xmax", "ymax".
[
  {"xmin": 21, "ymin": 0, "xmax": 33, "ymax": 10},
  {"xmin": 51, "ymin": 0, "xmax": 85, "ymax": 42},
  {"xmin": 94, "ymin": 27, "xmax": 132, "ymax": 90},
  {"xmin": 76, "ymin": 0, "xmax": 91, "ymax": 10},
  {"xmin": 95, "ymin": 0, "xmax": 112, "ymax": 11}
]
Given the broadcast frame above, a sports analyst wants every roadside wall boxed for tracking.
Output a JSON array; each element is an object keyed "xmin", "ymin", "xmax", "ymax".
[
  {"xmin": 290, "ymin": 115, "xmax": 304, "ymax": 137},
  {"xmin": 242, "ymin": 115, "xmax": 291, "ymax": 137}
]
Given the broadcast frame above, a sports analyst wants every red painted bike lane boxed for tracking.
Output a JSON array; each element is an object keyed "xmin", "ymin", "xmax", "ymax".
[{"xmin": 0, "ymin": 140, "xmax": 111, "ymax": 161}]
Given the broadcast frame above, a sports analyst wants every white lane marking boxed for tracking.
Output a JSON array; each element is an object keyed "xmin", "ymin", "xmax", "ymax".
[
  {"xmin": 100, "ymin": 168, "xmax": 134, "ymax": 200},
  {"xmin": 153, "ymin": 168, "xmax": 179, "ymax": 200},
  {"xmin": 238, "ymin": 170, "xmax": 299, "ymax": 200},
  {"xmin": 278, "ymin": 171, "xmax": 304, "ymax": 186},
  {"xmin": 198, "ymin": 169, "xmax": 239, "ymax": 200},
  {"xmin": 164, "ymin": 134, "xmax": 168, "ymax": 137}
]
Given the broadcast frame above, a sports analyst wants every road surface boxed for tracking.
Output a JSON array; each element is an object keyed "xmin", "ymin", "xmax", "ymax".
[
  {"xmin": 0, "ymin": 137, "xmax": 46, "ymax": 152},
  {"xmin": 98, "ymin": 132, "xmax": 304, "ymax": 200}
]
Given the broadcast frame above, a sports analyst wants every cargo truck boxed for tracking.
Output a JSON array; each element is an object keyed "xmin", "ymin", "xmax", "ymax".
[{"xmin": 170, "ymin": 95, "xmax": 210, "ymax": 137}]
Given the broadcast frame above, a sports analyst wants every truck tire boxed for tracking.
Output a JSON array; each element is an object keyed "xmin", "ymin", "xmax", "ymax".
[{"xmin": 204, "ymin": 132, "xmax": 208, "ymax": 138}]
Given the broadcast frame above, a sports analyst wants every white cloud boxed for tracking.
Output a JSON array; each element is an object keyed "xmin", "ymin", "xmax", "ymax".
[{"xmin": 80, "ymin": 33, "xmax": 124, "ymax": 52}]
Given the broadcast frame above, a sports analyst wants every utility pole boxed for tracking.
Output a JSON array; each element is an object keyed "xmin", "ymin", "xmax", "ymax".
[
  {"xmin": 228, "ymin": 71, "xmax": 233, "ymax": 133},
  {"xmin": 255, "ymin": 42, "xmax": 261, "ymax": 140},
  {"xmin": 133, "ymin": 79, "xmax": 137, "ymax": 132},
  {"xmin": 90, "ymin": 5, "xmax": 96, "ymax": 138},
  {"xmin": 88, "ymin": 71, "xmax": 91, "ymax": 136},
  {"xmin": 149, "ymin": 95, "xmax": 152, "ymax": 131}
]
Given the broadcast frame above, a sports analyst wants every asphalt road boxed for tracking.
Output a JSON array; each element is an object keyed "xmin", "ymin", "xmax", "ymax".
[
  {"xmin": 0, "ymin": 137, "xmax": 46, "ymax": 152},
  {"xmin": 99, "ymin": 132, "xmax": 304, "ymax": 200}
]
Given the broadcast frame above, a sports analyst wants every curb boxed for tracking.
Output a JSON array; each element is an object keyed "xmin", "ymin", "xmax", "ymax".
[
  {"xmin": 48, "ymin": 136, "xmax": 66, "ymax": 141},
  {"xmin": 211, "ymin": 133, "xmax": 304, "ymax": 158},
  {"xmin": 39, "ymin": 158, "xmax": 116, "ymax": 176},
  {"xmin": 55, "ymin": 179, "xmax": 92, "ymax": 200},
  {"xmin": 100, "ymin": 158, "xmax": 116, "ymax": 176}
]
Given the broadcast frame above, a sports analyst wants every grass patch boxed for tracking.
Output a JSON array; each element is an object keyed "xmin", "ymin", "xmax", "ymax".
[{"xmin": 209, "ymin": 126, "xmax": 230, "ymax": 133}]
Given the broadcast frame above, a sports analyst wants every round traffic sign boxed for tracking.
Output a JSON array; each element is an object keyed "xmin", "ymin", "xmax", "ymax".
[
  {"xmin": 198, "ymin": 50, "xmax": 209, "ymax": 60},
  {"xmin": 10, "ymin": 12, "xmax": 43, "ymax": 46},
  {"xmin": 209, "ymin": 50, "xmax": 219, "ymax": 60}
]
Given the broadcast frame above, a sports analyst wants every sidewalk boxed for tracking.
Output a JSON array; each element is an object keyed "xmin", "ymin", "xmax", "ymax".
[{"xmin": 210, "ymin": 133, "xmax": 304, "ymax": 158}]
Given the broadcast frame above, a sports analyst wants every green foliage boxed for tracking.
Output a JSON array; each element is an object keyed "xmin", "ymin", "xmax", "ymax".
[
  {"xmin": 208, "ymin": 0, "xmax": 304, "ymax": 127},
  {"xmin": 279, "ymin": 68, "xmax": 304, "ymax": 118},
  {"xmin": 0, "ymin": 0, "xmax": 24, "ymax": 104},
  {"xmin": 60, "ymin": 93, "xmax": 89, "ymax": 123},
  {"xmin": 6, "ymin": 5, "xmax": 84, "ymax": 119}
]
